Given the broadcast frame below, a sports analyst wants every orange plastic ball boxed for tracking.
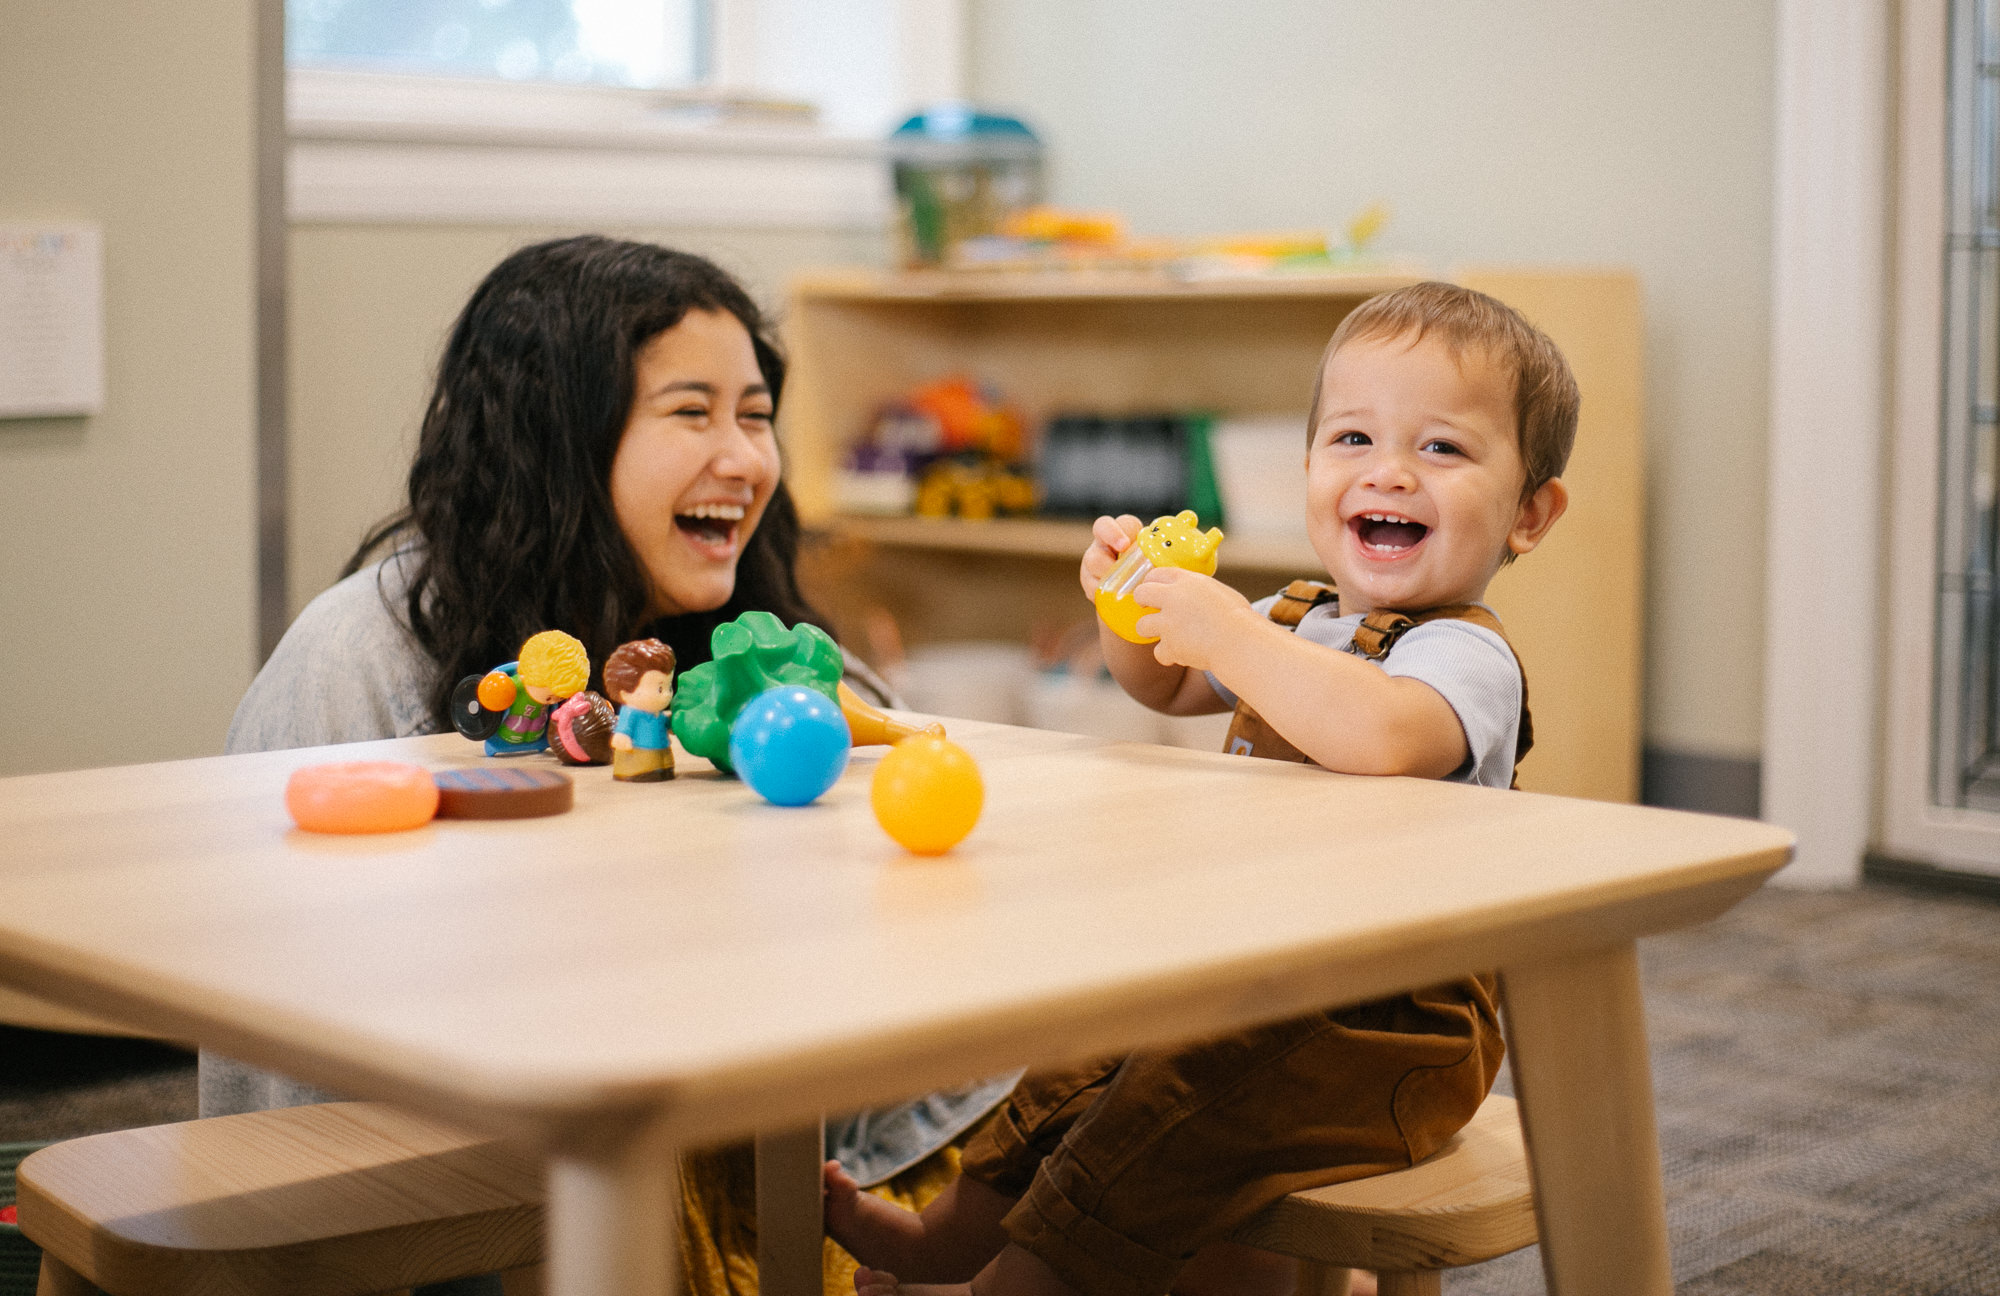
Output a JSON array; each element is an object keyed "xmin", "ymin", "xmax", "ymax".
[
  {"xmin": 476, "ymin": 671, "xmax": 517, "ymax": 712},
  {"xmin": 286, "ymin": 761, "xmax": 440, "ymax": 834},
  {"xmin": 871, "ymin": 736, "xmax": 984, "ymax": 855}
]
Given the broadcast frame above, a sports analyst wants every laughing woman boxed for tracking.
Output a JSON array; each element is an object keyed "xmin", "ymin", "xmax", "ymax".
[{"xmin": 211, "ymin": 236, "xmax": 1011, "ymax": 1295}]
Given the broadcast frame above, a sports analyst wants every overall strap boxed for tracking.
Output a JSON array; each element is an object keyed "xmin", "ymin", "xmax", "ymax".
[
  {"xmin": 1349, "ymin": 603, "xmax": 1502, "ymax": 661},
  {"xmin": 1220, "ymin": 582, "xmax": 1337, "ymax": 764},
  {"xmin": 1223, "ymin": 588, "xmax": 1535, "ymax": 780},
  {"xmin": 1268, "ymin": 579, "xmax": 1340, "ymax": 628},
  {"xmin": 1345, "ymin": 603, "xmax": 1534, "ymax": 773}
]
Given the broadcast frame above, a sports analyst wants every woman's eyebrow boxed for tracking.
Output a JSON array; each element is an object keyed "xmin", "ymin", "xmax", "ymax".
[
  {"xmin": 643, "ymin": 380, "xmax": 714, "ymax": 400},
  {"xmin": 641, "ymin": 380, "xmax": 771, "ymax": 400}
]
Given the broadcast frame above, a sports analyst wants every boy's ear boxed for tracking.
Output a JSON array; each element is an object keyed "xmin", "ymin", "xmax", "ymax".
[{"xmin": 1508, "ymin": 478, "xmax": 1569, "ymax": 557}]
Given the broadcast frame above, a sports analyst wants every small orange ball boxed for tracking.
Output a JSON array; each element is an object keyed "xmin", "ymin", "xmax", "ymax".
[
  {"xmin": 476, "ymin": 671, "xmax": 517, "ymax": 712},
  {"xmin": 286, "ymin": 761, "xmax": 440, "ymax": 834},
  {"xmin": 871, "ymin": 735, "xmax": 983, "ymax": 855}
]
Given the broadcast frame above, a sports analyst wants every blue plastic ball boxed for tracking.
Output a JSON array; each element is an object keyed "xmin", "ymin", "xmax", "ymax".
[{"xmin": 728, "ymin": 685, "xmax": 852, "ymax": 806}]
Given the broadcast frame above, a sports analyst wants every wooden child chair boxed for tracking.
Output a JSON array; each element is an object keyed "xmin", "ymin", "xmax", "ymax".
[
  {"xmin": 17, "ymin": 1094, "xmax": 1533, "ymax": 1296},
  {"xmin": 1231, "ymin": 1095, "xmax": 1538, "ymax": 1296},
  {"xmin": 15, "ymin": 1102, "xmax": 544, "ymax": 1296}
]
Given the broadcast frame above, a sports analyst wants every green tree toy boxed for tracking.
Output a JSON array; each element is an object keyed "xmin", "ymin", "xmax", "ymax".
[{"xmin": 671, "ymin": 612, "xmax": 844, "ymax": 773}]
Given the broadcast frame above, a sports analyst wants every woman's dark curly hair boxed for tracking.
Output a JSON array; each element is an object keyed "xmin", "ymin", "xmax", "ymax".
[{"xmin": 344, "ymin": 235, "xmax": 827, "ymax": 728}]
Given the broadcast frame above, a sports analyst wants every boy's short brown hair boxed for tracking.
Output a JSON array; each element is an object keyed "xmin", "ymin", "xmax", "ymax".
[
  {"xmin": 603, "ymin": 637, "xmax": 676, "ymax": 704},
  {"xmin": 1309, "ymin": 281, "xmax": 1579, "ymax": 499}
]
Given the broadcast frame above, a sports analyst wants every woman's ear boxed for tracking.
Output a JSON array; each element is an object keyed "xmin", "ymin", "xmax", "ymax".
[{"xmin": 1508, "ymin": 478, "xmax": 1569, "ymax": 556}]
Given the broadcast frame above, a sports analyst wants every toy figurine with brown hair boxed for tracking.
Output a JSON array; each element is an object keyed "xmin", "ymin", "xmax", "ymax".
[{"xmin": 604, "ymin": 638, "xmax": 677, "ymax": 782}]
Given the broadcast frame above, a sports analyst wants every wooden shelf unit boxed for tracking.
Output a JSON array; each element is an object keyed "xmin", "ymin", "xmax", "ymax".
[
  {"xmin": 825, "ymin": 515, "xmax": 1319, "ymax": 571},
  {"xmin": 785, "ymin": 267, "xmax": 1644, "ymax": 802}
]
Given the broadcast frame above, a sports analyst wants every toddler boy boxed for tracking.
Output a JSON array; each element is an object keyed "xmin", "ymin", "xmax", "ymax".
[{"xmin": 826, "ymin": 283, "xmax": 1578, "ymax": 1296}]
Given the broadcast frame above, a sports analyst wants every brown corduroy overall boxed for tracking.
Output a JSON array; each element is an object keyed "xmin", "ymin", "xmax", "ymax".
[{"xmin": 958, "ymin": 582, "xmax": 1525, "ymax": 1296}]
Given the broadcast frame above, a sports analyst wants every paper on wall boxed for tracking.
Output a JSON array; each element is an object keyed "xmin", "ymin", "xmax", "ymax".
[{"xmin": 0, "ymin": 225, "xmax": 104, "ymax": 419}]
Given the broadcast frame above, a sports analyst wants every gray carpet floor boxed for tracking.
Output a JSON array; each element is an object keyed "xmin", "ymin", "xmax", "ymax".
[{"xmin": 3, "ymin": 883, "xmax": 1997, "ymax": 1294}]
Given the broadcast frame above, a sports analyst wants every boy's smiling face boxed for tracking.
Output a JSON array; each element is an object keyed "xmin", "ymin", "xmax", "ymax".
[{"xmin": 1306, "ymin": 330, "xmax": 1565, "ymax": 616}]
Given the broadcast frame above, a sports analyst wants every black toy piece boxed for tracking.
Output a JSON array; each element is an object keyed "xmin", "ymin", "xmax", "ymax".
[{"xmin": 450, "ymin": 673, "xmax": 504, "ymax": 741}]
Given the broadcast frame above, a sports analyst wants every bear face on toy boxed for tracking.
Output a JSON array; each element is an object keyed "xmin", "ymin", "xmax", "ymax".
[{"xmin": 1135, "ymin": 509, "xmax": 1224, "ymax": 574}]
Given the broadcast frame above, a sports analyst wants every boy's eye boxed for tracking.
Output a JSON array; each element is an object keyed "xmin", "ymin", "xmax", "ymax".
[
  {"xmin": 1422, "ymin": 439, "xmax": 1463, "ymax": 456},
  {"xmin": 1332, "ymin": 430, "xmax": 1370, "ymax": 447}
]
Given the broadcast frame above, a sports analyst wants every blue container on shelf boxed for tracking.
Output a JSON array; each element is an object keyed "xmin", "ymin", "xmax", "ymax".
[
  {"xmin": 888, "ymin": 104, "xmax": 1043, "ymax": 266},
  {"xmin": 0, "ymin": 1142, "xmax": 48, "ymax": 1296}
]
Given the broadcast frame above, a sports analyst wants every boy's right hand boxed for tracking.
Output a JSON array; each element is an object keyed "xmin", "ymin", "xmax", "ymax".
[{"xmin": 1079, "ymin": 514, "xmax": 1143, "ymax": 598}]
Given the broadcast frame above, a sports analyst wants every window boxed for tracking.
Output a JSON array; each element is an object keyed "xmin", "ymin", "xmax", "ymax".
[
  {"xmin": 284, "ymin": 0, "xmax": 963, "ymax": 226},
  {"xmin": 288, "ymin": 0, "xmax": 707, "ymax": 90},
  {"xmin": 1935, "ymin": 0, "xmax": 2000, "ymax": 814},
  {"xmin": 1882, "ymin": 0, "xmax": 2000, "ymax": 878}
]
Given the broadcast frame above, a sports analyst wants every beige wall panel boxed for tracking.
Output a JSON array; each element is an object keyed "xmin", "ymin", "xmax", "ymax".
[
  {"xmin": 970, "ymin": 0, "xmax": 1774, "ymax": 759},
  {"xmin": 285, "ymin": 224, "xmax": 883, "ymax": 619},
  {"xmin": 0, "ymin": 0, "xmax": 260, "ymax": 776}
]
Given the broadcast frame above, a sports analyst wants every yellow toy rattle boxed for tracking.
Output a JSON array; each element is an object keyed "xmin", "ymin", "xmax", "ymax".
[{"xmin": 1093, "ymin": 510, "xmax": 1226, "ymax": 644}]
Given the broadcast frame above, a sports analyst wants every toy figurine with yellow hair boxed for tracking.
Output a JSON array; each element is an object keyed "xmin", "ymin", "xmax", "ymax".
[{"xmin": 449, "ymin": 629, "xmax": 592, "ymax": 757}]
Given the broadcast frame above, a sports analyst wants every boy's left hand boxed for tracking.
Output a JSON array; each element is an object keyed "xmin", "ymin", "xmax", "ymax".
[{"xmin": 1132, "ymin": 569, "xmax": 1257, "ymax": 672}]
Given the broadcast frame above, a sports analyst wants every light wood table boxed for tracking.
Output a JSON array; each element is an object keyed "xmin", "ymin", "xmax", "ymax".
[{"xmin": 0, "ymin": 724, "xmax": 1790, "ymax": 1296}]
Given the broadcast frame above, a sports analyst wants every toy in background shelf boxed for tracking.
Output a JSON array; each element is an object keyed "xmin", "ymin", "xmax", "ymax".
[
  {"xmin": 603, "ymin": 638, "xmax": 677, "ymax": 782},
  {"xmin": 999, "ymin": 206, "xmax": 1124, "ymax": 247},
  {"xmin": 910, "ymin": 374, "xmax": 1026, "ymax": 458},
  {"xmin": 915, "ymin": 459, "xmax": 1036, "ymax": 520},
  {"xmin": 671, "ymin": 612, "xmax": 843, "ymax": 773},
  {"xmin": 1095, "ymin": 511, "xmax": 1226, "ymax": 644},
  {"xmin": 836, "ymin": 374, "xmax": 1035, "ymax": 520},
  {"xmin": 1337, "ymin": 202, "xmax": 1391, "ymax": 263},
  {"xmin": 889, "ymin": 105, "xmax": 1044, "ymax": 268},
  {"xmin": 1039, "ymin": 412, "xmax": 1225, "ymax": 524},
  {"xmin": 450, "ymin": 630, "xmax": 591, "ymax": 756},
  {"xmin": 927, "ymin": 201, "xmax": 1394, "ymax": 279}
]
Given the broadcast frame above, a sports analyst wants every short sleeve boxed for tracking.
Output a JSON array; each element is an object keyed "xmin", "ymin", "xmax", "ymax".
[{"xmin": 1377, "ymin": 619, "xmax": 1523, "ymax": 789}]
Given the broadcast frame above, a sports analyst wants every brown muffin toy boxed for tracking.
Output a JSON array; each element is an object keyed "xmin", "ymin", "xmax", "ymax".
[{"xmin": 547, "ymin": 690, "xmax": 618, "ymax": 765}]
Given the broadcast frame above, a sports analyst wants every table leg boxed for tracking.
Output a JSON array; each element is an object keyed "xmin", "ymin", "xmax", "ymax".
[
  {"xmin": 548, "ymin": 1131, "xmax": 682, "ymax": 1296},
  {"xmin": 1498, "ymin": 942, "xmax": 1671, "ymax": 1296},
  {"xmin": 757, "ymin": 1122, "xmax": 827, "ymax": 1296}
]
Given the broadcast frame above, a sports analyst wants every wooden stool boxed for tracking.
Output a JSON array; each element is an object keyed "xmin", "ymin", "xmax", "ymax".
[
  {"xmin": 16, "ymin": 1102, "xmax": 544, "ymax": 1296},
  {"xmin": 1231, "ymin": 1095, "xmax": 1537, "ymax": 1296}
]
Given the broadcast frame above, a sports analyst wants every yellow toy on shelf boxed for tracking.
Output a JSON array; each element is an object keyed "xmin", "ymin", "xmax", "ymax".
[{"xmin": 1093, "ymin": 510, "xmax": 1226, "ymax": 644}]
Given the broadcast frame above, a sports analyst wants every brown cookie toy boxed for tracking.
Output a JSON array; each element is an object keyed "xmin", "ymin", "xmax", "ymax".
[
  {"xmin": 548, "ymin": 691, "xmax": 617, "ymax": 765},
  {"xmin": 433, "ymin": 768, "xmax": 574, "ymax": 819}
]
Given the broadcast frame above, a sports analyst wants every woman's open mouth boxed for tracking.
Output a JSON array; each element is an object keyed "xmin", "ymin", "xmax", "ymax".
[
  {"xmin": 1351, "ymin": 512, "xmax": 1430, "ymax": 556},
  {"xmin": 675, "ymin": 502, "xmax": 746, "ymax": 558}
]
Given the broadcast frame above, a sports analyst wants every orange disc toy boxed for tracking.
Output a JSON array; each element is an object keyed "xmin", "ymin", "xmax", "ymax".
[{"xmin": 286, "ymin": 761, "xmax": 440, "ymax": 834}]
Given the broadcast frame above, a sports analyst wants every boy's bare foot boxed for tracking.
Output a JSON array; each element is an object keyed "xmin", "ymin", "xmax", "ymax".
[
  {"xmin": 824, "ymin": 1161, "xmax": 930, "ymax": 1273},
  {"xmin": 853, "ymin": 1266, "xmax": 959, "ymax": 1296},
  {"xmin": 825, "ymin": 1163, "xmax": 1015, "ymax": 1282},
  {"xmin": 853, "ymin": 1241, "xmax": 1086, "ymax": 1296}
]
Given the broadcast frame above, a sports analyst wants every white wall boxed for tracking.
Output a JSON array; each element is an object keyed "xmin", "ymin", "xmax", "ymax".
[
  {"xmin": 0, "ymin": 0, "xmax": 263, "ymax": 776},
  {"xmin": 969, "ymin": 0, "xmax": 1776, "ymax": 764}
]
